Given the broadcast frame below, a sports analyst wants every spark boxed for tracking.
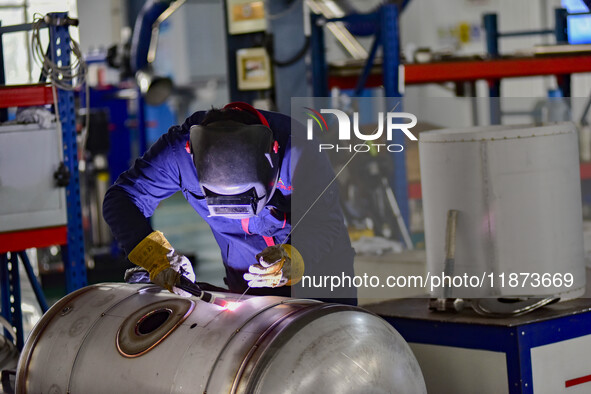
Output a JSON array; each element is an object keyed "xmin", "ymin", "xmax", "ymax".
[{"xmin": 223, "ymin": 301, "xmax": 241, "ymax": 311}]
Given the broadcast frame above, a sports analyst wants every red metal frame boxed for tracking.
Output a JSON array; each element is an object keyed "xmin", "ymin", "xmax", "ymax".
[
  {"xmin": 0, "ymin": 226, "xmax": 67, "ymax": 254},
  {"xmin": 566, "ymin": 373, "xmax": 591, "ymax": 388},
  {"xmin": 328, "ymin": 54, "xmax": 591, "ymax": 89},
  {"xmin": 0, "ymin": 84, "xmax": 53, "ymax": 108},
  {"xmin": 580, "ymin": 162, "xmax": 591, "ymax": 180},
  {"xmin": 408, "ymin": 182, "xmax": 422, "ymax": 200},
  {"xmin": 329, "ymin": 54, "xmax": 591, "ymax": 200},
  {"xmin": 405, "ymin": 55, "xmax": 591, "ymax": 84}
]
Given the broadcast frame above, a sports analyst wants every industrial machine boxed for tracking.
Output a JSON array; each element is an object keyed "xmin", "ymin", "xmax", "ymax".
[
  {"xmin": 420, "ymin": 122, "xmax": 586, "ymax": 314},
  {"xmin": 14, "ymin": 283, "xmax": 426, "ymax": 393},
  {"xmin": 0, "ymin": 123, "xmax": 66, "ymax": 234}
]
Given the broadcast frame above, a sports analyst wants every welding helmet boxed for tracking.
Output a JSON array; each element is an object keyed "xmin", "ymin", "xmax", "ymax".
[{"xmin": 190, "ymin": 102, "xmax": 280, "ymax": 219}]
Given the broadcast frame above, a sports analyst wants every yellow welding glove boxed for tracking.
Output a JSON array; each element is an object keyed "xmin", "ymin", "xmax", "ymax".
[
  {"xmin": 243, "ymin": 244, "xmax": 305, "ymax": 288},
  {"xmin": 128, "ymin": 231, "xmax": 196, "ymax": 296}
]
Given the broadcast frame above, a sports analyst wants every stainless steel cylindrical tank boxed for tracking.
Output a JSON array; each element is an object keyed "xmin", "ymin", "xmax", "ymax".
[
  {"xmin": 419, "ymin": 122, "xmax": 585, "ymax": 300},
  {"xmin": 16, "ymin": 283, "xmax": 426, "ymax": 393}
]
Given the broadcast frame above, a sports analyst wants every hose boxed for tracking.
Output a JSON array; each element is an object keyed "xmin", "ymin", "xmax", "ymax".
[{"xmin": 30, "ymin": 13, "xmax": 90, "ymax": 151}]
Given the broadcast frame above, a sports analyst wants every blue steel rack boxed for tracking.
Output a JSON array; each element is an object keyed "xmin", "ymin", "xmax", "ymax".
[
  {"xmin": 482, "ymin": 8, "xmax": 571, "ymax": 124},
  {"xmin": 310, "ymin": 3, "xmax": 412, "ymax": 235},
  {"xmin": 0, "ymin": 12, "xmax": 87, "ymax": 350},
  {"xmin": 366, "ymin": 293, "xmax": 591, "ymax": 394}
]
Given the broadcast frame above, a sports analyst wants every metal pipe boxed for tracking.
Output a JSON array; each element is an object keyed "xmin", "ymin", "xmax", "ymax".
[
  {"xmin": 353, "ymin": 29, "xmax": 381, "ymax": 97},
  {"xmin": 443, "ymin": 210, "xmax": 458, "ymax": 299},
  {"xmin": 17, "ymin": 252, "xmax": 48, "ymax": 313},
  {"xmin": 307, "ymin": 0, "xmax": 367, "ymax": 60},
  {"xmin": 498, "ymin": 29, "xmax": 554, "ymax": 37},
  {"xmin": 382, "ymin": 177, "xmax": 413, "ymax": 250},
  {"xmin": 6, "ymin": 253, "xmax": 23, "ymax": 350}
]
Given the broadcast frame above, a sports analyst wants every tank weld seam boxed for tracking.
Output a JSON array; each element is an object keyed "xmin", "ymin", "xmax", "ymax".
[
  {"xmin": 202, "ymin": 300, "xmax": 318, "ymax": 392},
  {"xmin": 419, "ymin": 130, "xmax": 573, "ymax": 144},
  {"xmin": 66, "ymin": 288, "xmax": 145, "ymax": 392},
  {"xmin": 236, "ymin": 304, "xmax": 363, "ymax": 393},
  {"xmin": 16, "ymin": 285, "xmax": 95, "ymax": 393},
  {"xmin": 229, "ymin": 307, "xmax": 312, "ymax": 393}
]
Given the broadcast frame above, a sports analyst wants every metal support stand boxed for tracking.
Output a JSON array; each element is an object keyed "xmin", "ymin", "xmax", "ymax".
[
  {"xmin": 310, "ymin": 12, "xmax": 329, "ymax": 97},
  {"xmin": 381, "ymin": 4, "xmax": 410, "ymax": 230},
  {"xmin": 48, "ymin": 13, "xmax": 87, "ymax": 293},
  {"xmin": 0, "ymin": 254, "xmax": 23, "ymax": 350},
  {"xmin": 554, "ymin": 8, "xmax": 571, "ymax": 101},
  {"xmin": 483, "ymin": 8, "xmax": 572, "ymax": 124},
  {"xmin": 137, "ymin": 89, "xmax": 148, "ymax": 156},
  {"xmin": 0, "ymin": 251, "xmax": 49, "ymax": 350},
  {"xmin": 483, "ymin": 13, "xmax": 501, "ymax": 125},
  {"xmin": 18, "ymin": 252, "xmax": 49, "ymax": 313},
  {"xmin": 353, "ymin": 30, "xmax": 381, "ymax": 97},
  {"xmin": 309, "ymin": 5, "xmax": 411, "ymax": 236},
  {"xmin": 0, "ymin": 22, "xmax": 6, "ymax": 123}
]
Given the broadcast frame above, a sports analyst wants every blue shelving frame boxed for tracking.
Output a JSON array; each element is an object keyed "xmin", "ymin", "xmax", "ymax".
[
  {"xmin": 482, "ymin": 8, "xmax": 571, "ymax": 124},
  {"xmin": 0, "ymin": 12, "xmax": 87, "ymax": 349},
  {"xmin": 309, "ymin": 3, "xmax": 412, "ymax": 235},
  {"xmin": 49, "ymin": 14, "xmax": 88, "ymax": 293}
]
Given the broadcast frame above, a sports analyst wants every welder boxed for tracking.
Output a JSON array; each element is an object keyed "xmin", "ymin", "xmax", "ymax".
[{"xmin": 102, "ymin": 102, "xmax": 356, "ymax": 304}]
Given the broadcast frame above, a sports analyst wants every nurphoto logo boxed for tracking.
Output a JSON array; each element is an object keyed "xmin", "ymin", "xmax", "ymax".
[{"xmin": 304, "ymin": 108, "xmax": 418, "ymax": 153}]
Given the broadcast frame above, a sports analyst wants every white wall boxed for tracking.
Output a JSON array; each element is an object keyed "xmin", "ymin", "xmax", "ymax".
[
  {"xmin": 77, "ymin": 0, "xmax": 125, "ymax": 54},
  {"xmin": 153, "ymin": 0, "xmax": 229, "ymax": 117}
]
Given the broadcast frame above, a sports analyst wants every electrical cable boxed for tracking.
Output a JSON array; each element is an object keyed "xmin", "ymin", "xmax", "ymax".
[
  {"xmin": 31, "ymin": 13, "xmax": 87, "ymax": 91},
  {"xmin": 265, "ymin": 35, "xmax": 310, "ymax": 67},
  {"xmin": 263, "ymin": 0, "xmax": 310, "ymax": 67},
  {"xmin": 264, "ymin": 0, "xmax": 302, "ymax": 20},
  {"xmin": 30, "ymin": 13, "xmax": 90, "ymax": 152}
]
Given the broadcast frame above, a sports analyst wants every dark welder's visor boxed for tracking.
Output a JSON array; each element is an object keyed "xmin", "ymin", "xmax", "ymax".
[
  {"xmin": 190, "ymin": 121, "xmax": 280, "ymax": 219},
  {"xmin": 202, "ymin": 187, "xmax": 260, "ymax": 217}
]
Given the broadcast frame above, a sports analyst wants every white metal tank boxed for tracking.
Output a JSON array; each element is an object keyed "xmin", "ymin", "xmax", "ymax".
[
  {"xmin": 15, "ymin": 283, "xmax": 426, "ymax": 393},
  {"xmin": 419, "ymin": 122, "xmax": 585, "ymax": 300}
]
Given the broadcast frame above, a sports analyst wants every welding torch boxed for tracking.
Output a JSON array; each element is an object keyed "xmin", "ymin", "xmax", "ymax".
[{"xmin": 176, "ymin": 275, "xmax": 228, "ymax": 308}]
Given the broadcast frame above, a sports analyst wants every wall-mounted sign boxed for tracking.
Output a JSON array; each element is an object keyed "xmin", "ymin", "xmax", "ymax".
[{"xmin": 227, "ymin": 0, "xmax": 267, "ymax": 35}]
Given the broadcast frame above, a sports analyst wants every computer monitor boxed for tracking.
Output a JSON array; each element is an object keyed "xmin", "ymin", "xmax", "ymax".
[{"xmin": 563, "ymin": 0, "xmax": 591, "ymax": 44}]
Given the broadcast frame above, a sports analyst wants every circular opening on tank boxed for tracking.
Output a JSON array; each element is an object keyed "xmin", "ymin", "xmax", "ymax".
[{"xmin": 135, "ymin": 309, "xmax": 172, "ymax": 335}]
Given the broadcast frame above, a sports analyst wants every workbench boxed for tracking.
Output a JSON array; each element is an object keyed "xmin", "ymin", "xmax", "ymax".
[{"xmin": 365, "ymin": 269, "xmax": 591, "ymax": 394}]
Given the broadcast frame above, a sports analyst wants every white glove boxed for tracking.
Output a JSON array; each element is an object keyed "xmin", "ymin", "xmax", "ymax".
[{"xmin": 243, "ymin": 245, "xmax": 304, "ymax": 288}]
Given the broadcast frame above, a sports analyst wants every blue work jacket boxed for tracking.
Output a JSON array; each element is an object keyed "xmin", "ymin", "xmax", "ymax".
[{"xmin": 103, "ymin": 109, "xmax": 355, "ymax": 298}]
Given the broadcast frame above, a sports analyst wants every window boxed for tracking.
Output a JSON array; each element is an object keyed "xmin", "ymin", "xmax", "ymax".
[{"xmin": 0, "ymin": 0, "xmax": 78, "ymax": 84}]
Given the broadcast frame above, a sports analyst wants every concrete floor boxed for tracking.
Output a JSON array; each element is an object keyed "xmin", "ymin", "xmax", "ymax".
[{"xmin": 152, "ymin": 192, "xmax": 226, "ymax": 288}]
